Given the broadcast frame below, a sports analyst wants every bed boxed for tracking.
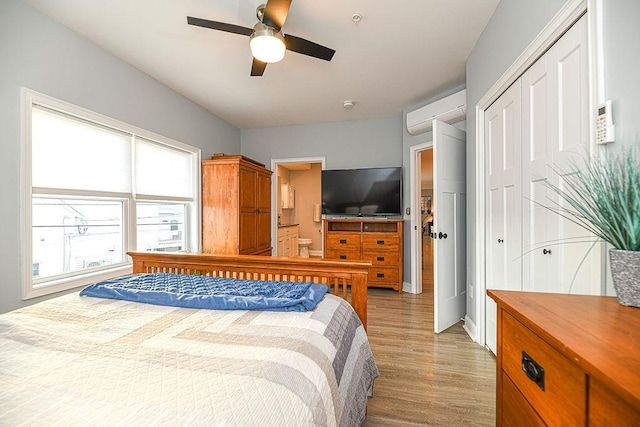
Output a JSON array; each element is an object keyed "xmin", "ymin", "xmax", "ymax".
[{"xmin": 0, "ymin": 252, "xmax": 378, "ymax": 426}]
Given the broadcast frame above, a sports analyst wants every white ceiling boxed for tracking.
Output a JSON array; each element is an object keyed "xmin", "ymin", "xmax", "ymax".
[{"xmin": 22, "ymin": 0, "xmax": 499, "ymax": 130}]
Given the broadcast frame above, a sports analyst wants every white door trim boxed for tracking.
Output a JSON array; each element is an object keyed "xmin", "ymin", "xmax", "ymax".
[
  {"xmin": 270, "ymin": 157, "xmax": 326, "ymax": 256},
  {"xmin": 473, "ymin": 0, "xmax": 599, "ymax": 346},
  {"xmin": 410, "ymin": 141, "xmax": 433, "ymax": 294}
]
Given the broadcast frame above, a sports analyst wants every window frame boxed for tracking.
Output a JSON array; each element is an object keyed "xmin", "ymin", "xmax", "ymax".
[{"xmin": 21, "ymin": 88, "xmax": 201, "ymax": 299}]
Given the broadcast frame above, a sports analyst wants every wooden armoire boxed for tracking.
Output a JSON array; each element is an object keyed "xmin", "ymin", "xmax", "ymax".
[{"xmin": 202, "ymin": 154, "xmax": 272, "ymax": 256}]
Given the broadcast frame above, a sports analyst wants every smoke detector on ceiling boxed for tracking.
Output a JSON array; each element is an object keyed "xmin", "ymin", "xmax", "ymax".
[
  {"xmin": 351, "ymin": 13, "xmax": 362, "ymax": 24},
  {"xmin": 343, "ymin": 100, "xmax": 355, "ymax": 109}
]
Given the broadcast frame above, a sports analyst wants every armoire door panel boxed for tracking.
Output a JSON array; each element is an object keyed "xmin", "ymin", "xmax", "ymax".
[{"xmin": 239, "ymin": 168, "xmax": 257, "ymax": 210}]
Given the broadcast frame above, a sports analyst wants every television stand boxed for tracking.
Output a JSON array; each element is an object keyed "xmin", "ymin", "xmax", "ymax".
[{"xmin": 323, "ymin": 218, "xmax": 403, "ymax": 293}]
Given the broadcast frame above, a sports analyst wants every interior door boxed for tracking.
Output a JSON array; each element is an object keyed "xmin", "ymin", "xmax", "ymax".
[
  {"xmin": 433, "ymin": 120, "xmax": 466, "ymax": 333},
  {"xmin": 484, "ymin": 80, "xmax": 522, "ymax": 354},
  {"xmin": 522, "ymin": 14, "xmax": 599, "ymax": 295}
]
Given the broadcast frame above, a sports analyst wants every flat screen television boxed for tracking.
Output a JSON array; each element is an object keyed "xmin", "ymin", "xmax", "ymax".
[{"xmin": 321, "ymin": 167, "xmax": 402, "ymax": 217}]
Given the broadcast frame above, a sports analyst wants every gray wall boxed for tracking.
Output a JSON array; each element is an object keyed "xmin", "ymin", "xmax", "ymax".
[
  {"xmin": 0, "ymin": 0, "xmax": 240, "ymax": 314},
  {"xmin": 604, "ymin": 0, "xmax": 640, "ymax": 151},
  {"xmin": 465, "ymin": 0, "xmax": 640, "ymax": 325},
  {"xmin": 241, "ymin": 117, "xmax": 403, "ymax": 169}
]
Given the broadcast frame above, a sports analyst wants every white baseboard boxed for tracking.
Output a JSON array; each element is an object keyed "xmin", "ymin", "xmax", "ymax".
[
  {"xmin": 309, "ymin": 250, "xmax": 322, "ymax": 258},
  {"xmin": 462, "ymin": 315, "xmax": 479, "ymax": 344}
]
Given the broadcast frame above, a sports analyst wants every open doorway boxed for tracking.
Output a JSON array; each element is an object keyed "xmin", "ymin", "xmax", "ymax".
[
  {"xmin": 271, "ymin": 157, "xmax": 326, "ymax": 258},
  {"xmin": 419, "ymin": 149, "xmax": 435, "ymax": 296},
  {"xmin": 410, "ymin": 142, "xmax": 433, "ymax": 295}
]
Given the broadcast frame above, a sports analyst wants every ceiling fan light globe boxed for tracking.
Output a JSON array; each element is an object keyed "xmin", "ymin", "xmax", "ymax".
[{"xmin": 250, "ymin": 23, "xmax": 285, "ymax": 63}]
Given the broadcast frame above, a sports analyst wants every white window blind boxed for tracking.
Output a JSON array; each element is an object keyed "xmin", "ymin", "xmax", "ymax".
[
  {"xmin": 23, "ymin": 89, "xmax": 201, "ymax": 300},
  {"xmin": 135, "ymin": 137, "xmax": 193, "ymax": 199},
  {"xmin": 32, "ymin": 106, "xmax": 132, "ymax": 193}
]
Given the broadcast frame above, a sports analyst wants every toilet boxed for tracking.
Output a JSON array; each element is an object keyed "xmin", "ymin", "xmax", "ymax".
[{"xmin": 298, "ymin": 238, "xmax": 312, "ymax": 258}]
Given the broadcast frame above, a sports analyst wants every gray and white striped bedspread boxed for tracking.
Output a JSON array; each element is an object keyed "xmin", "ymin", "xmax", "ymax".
[{"xmin": 0, "ymin": 292, "xmax": 378, "ymax": 426}]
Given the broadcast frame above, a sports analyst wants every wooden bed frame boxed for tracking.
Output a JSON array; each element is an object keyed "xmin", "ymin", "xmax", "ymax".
[{"xmin": 128, "ymin": 252, "xmax": 372, "ymax": 329}]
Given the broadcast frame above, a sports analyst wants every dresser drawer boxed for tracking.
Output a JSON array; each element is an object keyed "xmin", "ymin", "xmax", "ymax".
[
  {"xmin": 362, "ymin": 234, "xmax": 400, "ymax": 250},
  {"xmin": 369, "ymin": 266, "xmax": 399, "ymax": 284},
  {"xmin": 362, "ymin": 250, "xmax": 400, "ymax": 266},
  {"xmin": 502, "ymin": 312, "xmax": 586, "ymax": 425},
  {"xmin": 502, "ymin": 373, "xmax": 545, "ymax": 427},
  {"xmin": 324, "ymin": 249, "xmax": 362, "ymax": 262},
  {"xmin": 589, "ymin": 377, "xmax": 640, "ymax": 426},
  {"xmin": 325, "ymin": 233, "xmax": 361, "ymax": 251}
]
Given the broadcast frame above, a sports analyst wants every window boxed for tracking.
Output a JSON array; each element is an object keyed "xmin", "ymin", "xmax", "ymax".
[{"xmin": 22, "ymin": 89, "xmax": 201, "ymax": 299}]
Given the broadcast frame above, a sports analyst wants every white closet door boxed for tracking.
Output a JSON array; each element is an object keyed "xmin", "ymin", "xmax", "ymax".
[
  {"xmin": 522, "ymin": 14, "xmax": 600, "ymax": 295},
  {"xmin": 484, "ymin": 80, "xmax": 522, "ymax": 354}
]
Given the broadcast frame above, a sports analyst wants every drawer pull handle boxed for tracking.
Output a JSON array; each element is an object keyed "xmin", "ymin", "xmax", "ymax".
[
  {"xmin": 339, "ymin": 239, "xmax": 347, "ymax": 244},
  {"xmin": 543, "ymin": 248, "xmax": 552, "ymax": 255},
  {"xmin": 522, "ymin": 351, "xmax": 545, "ymax": 391},
  {"xmin": 376, "ymin": 273, "xmax": 385, "ymax": 278},
  {"xmin": 339, "ymin": 255, "xmax": 347, "ymax": 260},
  {"xmin": 377, "ymin": 256, "xmax": 385, "ymax": 261},
  {"xmin": 377, "ymin": 240, "xmax": 385, "ymax": 245}
]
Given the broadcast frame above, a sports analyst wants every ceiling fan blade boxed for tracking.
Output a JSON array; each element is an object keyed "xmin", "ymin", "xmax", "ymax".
[
  {"xmin": 251, "ymin": 58, "xmax": 268, "ymax": 76},
  {"xmin": 284, "ymin": 34, "xmax": 335, "ymax": 61},
  {"xmin": 262, "ymin": 0, "xmax": 292, "ymax": 31},
  {"xmin": 187, "ymin": 16, "xmax": 253, "ymax": 36}
]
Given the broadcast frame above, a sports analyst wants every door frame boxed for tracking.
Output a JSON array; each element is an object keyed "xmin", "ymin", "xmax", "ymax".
[
  {"xmin": 270, "ymin": 157, "xmax": 326, "ymax": 256},
  {"xmin": 409, "ymin": 141, "xmax": 433, "ymax": 294},
  {"xmin": 472, "ymin": 0, "xmax": 602, "ymax": 346}
]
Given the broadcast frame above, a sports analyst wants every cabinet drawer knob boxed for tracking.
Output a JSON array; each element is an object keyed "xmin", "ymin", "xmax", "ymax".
[
  {"xmin": 377, "ymin": 240, "xmax": 385, "ymax": 245},
  {"xmin": 376, "ymin": 273, "xmax": 385, "ymax": 278},
  {"xmin": 543, "ymin": 248, "xmax": 552, "ymax": 255},
  {"xmin": 339, "ymin": 255, "xmax": 347, "ymax": 260},
  {"xmin": 377, "ymin": 256, "xmax": 385, "ymax": 261},
  {"xmin": 522, "ymin": 351, "xmax": 545, "ymax": 391},
  {"xmin": 339, "ymin": 239, "xmax": 347, "ymax": 244}
]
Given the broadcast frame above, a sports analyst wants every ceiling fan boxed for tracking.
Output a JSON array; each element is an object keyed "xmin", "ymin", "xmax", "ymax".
[{"xmin": 187, "ymin": 0, "xmax": 336, "ymax": 76}]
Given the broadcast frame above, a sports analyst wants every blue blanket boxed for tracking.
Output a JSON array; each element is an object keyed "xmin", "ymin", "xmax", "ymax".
[{"xmin": 80, "ymin": 273, "xmax": 328, "ymax": 312}]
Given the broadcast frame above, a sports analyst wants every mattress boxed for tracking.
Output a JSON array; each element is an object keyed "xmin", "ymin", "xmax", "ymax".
[{"xmin": 0, "ymin": 292, "xmax": 378, "ymax": 426}]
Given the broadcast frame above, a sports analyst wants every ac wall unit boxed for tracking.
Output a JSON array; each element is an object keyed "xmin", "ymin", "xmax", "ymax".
[{"xmin": 406, "ymin": 89, "xmax": 467, "ymax": 135}]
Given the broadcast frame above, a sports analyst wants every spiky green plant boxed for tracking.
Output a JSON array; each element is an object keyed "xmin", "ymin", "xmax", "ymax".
[{"xmin": 544, "ymin": 148, "xmax": 640, "ymax": 251}]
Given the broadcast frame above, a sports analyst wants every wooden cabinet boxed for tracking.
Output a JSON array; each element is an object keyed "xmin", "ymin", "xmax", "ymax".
[
  {"xmin": 202, "ymin": 155, "xmax": 272, "ymax": 256},
  {"xmin": 277, "ymin": 225, "xmax": 299, "ymax": 257},
  {"xmin": 323, "ymin": 218, "xmax": 403, "ymax": 292},
  {"xmin": 488, "ymin": 290, "xmax": 640, "ymax": 426}
]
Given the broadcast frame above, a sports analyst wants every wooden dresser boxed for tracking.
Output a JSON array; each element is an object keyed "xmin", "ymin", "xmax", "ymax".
[
  {"xmin": 488, "ymin": 290, "xmax": 640, "ymax": 426},
  {"xmin": 323, "ymin": 218, "xmax": 403, "ymax": 292},
  {"xmin": 202, "ymin": 155, "xmax": 272, "ymax": 256}
]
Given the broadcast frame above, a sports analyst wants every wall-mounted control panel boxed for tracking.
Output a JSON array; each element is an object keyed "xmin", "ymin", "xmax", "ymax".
[{"xmin": 596, "ymin": 100, "xmax": 615, "ymax": 145}]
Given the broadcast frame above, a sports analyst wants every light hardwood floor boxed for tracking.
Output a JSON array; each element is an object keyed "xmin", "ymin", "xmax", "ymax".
[{"xmin": 362, "ymin": 237, "xmax": 496, "ymax": 426}]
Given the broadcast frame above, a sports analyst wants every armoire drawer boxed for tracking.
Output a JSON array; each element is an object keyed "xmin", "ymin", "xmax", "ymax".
[{"xmin": 502, "ymin": 312, "xmax": 586, "ymax": 425}]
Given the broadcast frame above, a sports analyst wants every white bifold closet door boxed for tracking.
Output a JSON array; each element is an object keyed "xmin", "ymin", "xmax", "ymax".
[
  {"xmin": 484, "ymin": 80, "xmax": 522, "ymax": 355},
  {"xmin": 521, "ymin": 14, "xmax": 601, "ymax": 295},
  {"xmin": 484, "ymin": 14, "xmax": 600, "ymax": 354}
]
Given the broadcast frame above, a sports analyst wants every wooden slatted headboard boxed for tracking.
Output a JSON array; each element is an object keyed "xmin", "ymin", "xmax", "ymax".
[{"xmin": 127, "ymin": 252, "xmax": 371, "ymax": 329}]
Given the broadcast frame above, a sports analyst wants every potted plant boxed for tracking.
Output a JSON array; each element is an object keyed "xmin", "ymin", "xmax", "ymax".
[{"xmin": 543, "ymin": 148, "xmax": 640, "ymax": 307}]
